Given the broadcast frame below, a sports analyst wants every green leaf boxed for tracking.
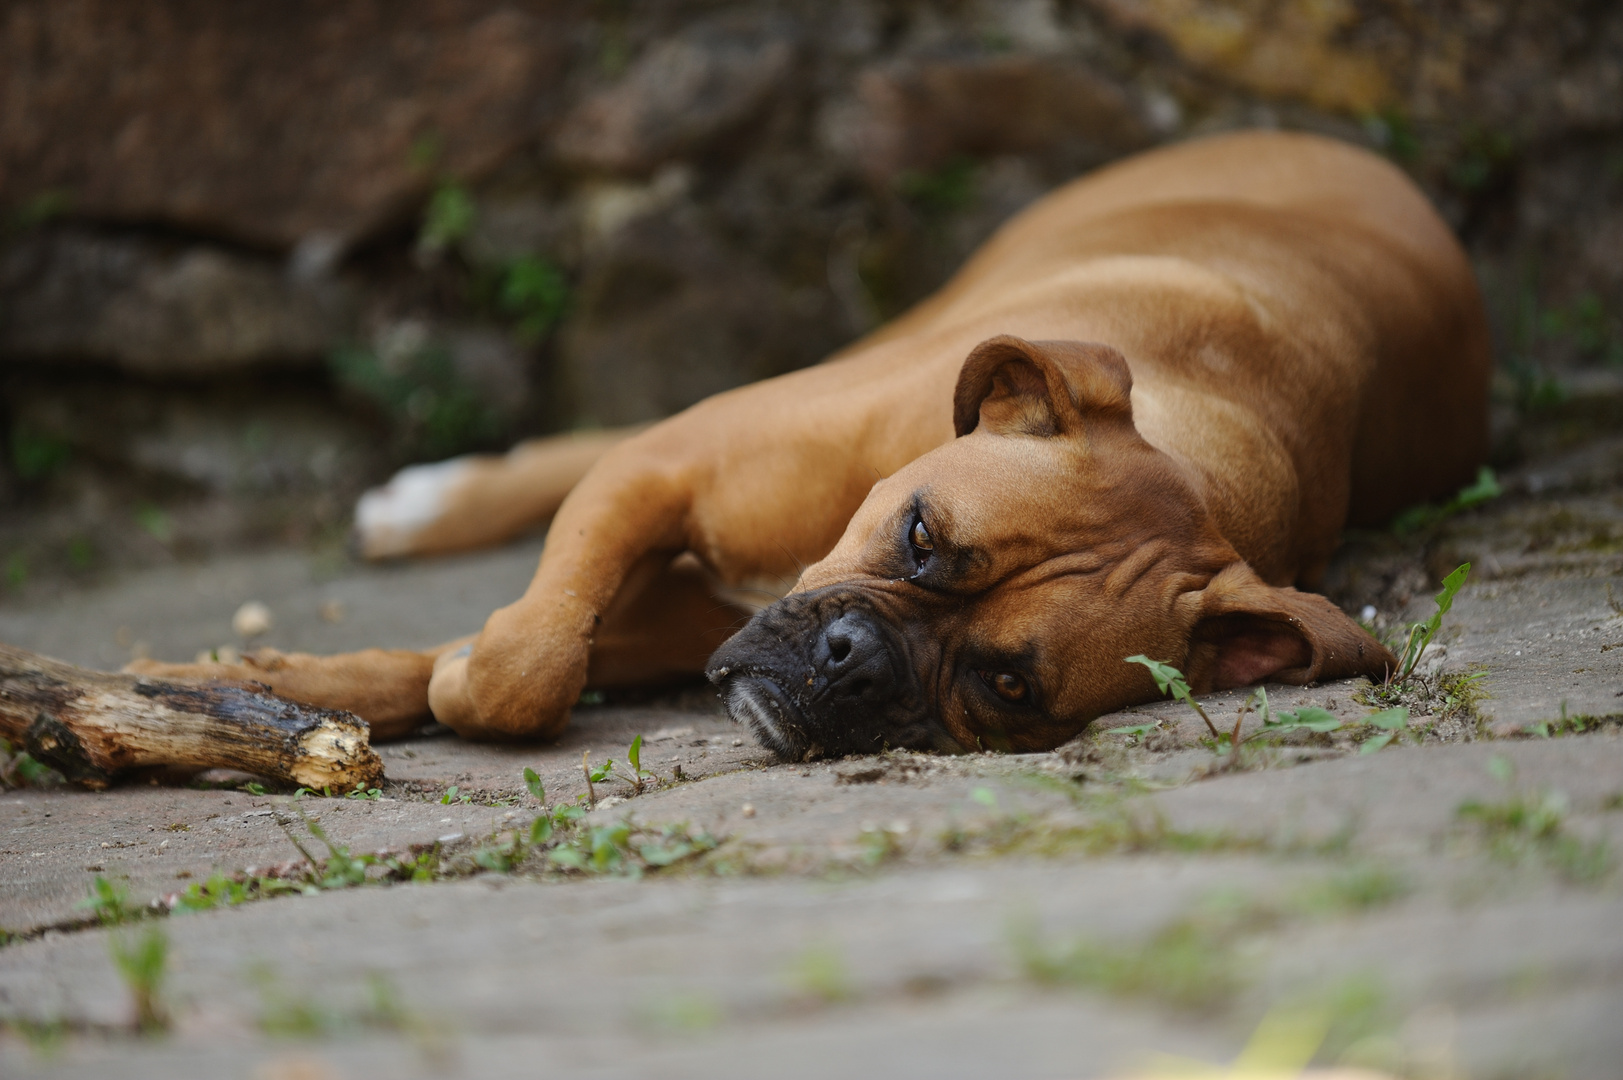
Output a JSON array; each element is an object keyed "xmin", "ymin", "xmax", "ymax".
[
  {"xmin": 1400, "ymin": 562, "xmax": 1470, "ymax": 678},
  {"xmin": 1104, "ymin": 723, "xmax": 1159, "ymax": 738},
  {"xmin": 1364, "ymin": 706, "xmax": 1409, "ymax": 731},
  {"xmin": 628, "ymin": 735, "xmax": 644, "ymax": 775},
  {"xmin": 549, "ymin": 847, "xmax": 586, "ymax": 869},
  {"xmin": 1486, "ymin": 755, "xmax": 1515, "ymax": 784},
  {"xmin": 970, "ymin": 786, "xmax": 998, "ymax": 808},
  {"xmin": 1262, "ymin": 707, "xmax": 1344, "ymax": 733},
  {"xmin": 1359, "ymin": 732, "xmax": 1396, "ymax": 755},
  {"xmin": 1288, "ymin": 707, "xmax": 1343, "ymax": 732},
  {"xmin": 1454, "ymin": 466, "xmax": 1502, "ymax": 509},
  {"xmin": 528, "ymin": 815, "xmax": 553, "ymax": 846},
  {"xmin": 1124, "ymin": 656, "xmax": 1192, "ymax": 702},
  {"xmin": 523, "ymin": 767, "xmax": 545, "ymax": 803},
  {"xmin": 589, "ymin": 760, "xmax": 614, "ymax": 784}
]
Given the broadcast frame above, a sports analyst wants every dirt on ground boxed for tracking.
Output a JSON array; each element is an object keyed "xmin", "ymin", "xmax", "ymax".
[{"xmin": 1, "ymin": 387, "xmax": 1621, "ymax": 1080}]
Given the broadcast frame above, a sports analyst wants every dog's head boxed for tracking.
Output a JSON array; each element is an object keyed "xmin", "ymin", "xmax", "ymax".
[{"xmin": 707, "ymin": 335, "xmax": 1394, "ymax": 760}]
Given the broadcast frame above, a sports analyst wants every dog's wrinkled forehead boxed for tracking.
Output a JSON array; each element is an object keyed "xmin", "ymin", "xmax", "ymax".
[{"xmin": 796, "ymin": 422, "xmax": 1197, "ymax": 599}]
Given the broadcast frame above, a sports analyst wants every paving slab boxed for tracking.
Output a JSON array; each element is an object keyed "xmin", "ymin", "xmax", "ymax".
[
  {"xmin": 2, "ymin": 396, "xmax": 1622, "ymax": 1077},
  {"xmin": 1, "ymin": 842, "xmax": 1619, "ymax": 1079}
]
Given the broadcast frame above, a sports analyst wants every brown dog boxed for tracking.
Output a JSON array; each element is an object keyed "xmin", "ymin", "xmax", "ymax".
[{"xmin": 130, "ymin": 131, "xmax": 1490, "ymax": 758}]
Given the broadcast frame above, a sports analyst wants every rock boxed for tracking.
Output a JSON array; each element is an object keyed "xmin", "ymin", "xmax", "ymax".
[
  {"xmin": 0, "ymin": 229, "xmax": 346, "ymax": 374},
  {"xmin": 231, "ymin": 601, "xmax": 273, "ymax": 639},
  {"xmin": 557, "ymin": 213, "xmax": 839, "ymax": 425},
  {"xmin": 6, "ymin": 373, "xmax": 384, "ymax": 496},
  {"xmin": 824, "ymin": 55, "xmax": 1153, "ymax": 184},
  {"xmin": 554, "ymin": 18, "xmax": 797, "ymax": 174},
  {"xmin": 0, "ymin": 2, "xmax": 568, "ymax": 249},
  {"xmin": 1090, "ymin": 0, "xmax": 1623, "ymax": 132}
]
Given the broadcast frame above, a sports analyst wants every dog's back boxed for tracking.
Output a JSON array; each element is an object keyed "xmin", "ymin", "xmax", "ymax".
[{"xmin": 852, "ymin": 130, "xmax": 1490, "ymax": 570}]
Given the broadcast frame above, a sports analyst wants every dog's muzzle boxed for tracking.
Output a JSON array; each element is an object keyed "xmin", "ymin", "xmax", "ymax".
[{"xmin": 705, "ymin": 592, "xmax": 955, "ymax": 760}]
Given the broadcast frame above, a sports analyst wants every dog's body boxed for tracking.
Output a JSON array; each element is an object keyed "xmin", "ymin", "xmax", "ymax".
[{"xmin": 131, "ymin": 131, "xmax": 1490, "ymax": 756}]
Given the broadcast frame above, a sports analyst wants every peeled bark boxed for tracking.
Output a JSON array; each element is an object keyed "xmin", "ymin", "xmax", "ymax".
[{"xmin": 0, "ymin": 643, "xmax": 383, "ymax": 791}]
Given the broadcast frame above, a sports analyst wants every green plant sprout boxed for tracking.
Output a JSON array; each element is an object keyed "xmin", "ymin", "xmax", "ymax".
[
  {"xmin": 499, "ymin": 256, "xmax": 569, "ymax": 344},
  {"xmin": 1456, "ymin": 756, "xmax": 1613, "ymax": 884},
  {"xmin": 417, "ymin": 181, "xmax": 476, "ymax": 257},
  {"xmin": 1391, "ymin": 468, "xmax": 1501, "ymax": 535},
  {"xmin": 585, "ymin": 735, "xmax": 658, "ymax": 800},
  {"xmin": 109, "ymin": 926, "xmax": 170, "ymax": 1034},
  {"xmin": 523, "ymin": 766, "xmax": 545, "ymax": 802},
  {"xmin": 79, "ymin": 875, "xmax": 147, "ymax": 926},
  {"xmin": 1124, "ymin": 657, "xmax": 1413, "ymax": 756},
  {"xmin": 1393, "ymin": 562, "xmax": 1470, "ymax": 681}
]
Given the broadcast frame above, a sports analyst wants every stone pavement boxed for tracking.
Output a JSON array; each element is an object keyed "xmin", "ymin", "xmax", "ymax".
[{"xmin": 1, "ymin": 416, "xmax": 1621, "ymax": 1078}]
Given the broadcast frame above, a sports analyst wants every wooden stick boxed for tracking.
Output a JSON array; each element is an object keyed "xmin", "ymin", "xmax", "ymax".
[{"xmin": 0, "ymin": 643, "xmax": 384, "ymax": 791}]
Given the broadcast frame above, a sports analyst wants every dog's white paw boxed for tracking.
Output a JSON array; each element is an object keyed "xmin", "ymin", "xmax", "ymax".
[{"xmin": 354, "ymin": 457, "xmax": 475, "ymax": 559}]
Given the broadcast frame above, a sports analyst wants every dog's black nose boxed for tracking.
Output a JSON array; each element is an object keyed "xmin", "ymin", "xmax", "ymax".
[{"xmin": 814, "ymin": 609, "xmax": 896, "ymax": 704}]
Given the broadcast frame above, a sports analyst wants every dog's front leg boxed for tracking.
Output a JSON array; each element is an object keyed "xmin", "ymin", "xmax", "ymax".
[{"xmin": 426, "ymin": 449, "xmax": 698, "ymax": 739}]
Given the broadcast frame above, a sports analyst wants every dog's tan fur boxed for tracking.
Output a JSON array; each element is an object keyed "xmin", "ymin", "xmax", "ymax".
[{"xmin": 130, "ymin": 131, "xmax": 1489, "ymax": 750}]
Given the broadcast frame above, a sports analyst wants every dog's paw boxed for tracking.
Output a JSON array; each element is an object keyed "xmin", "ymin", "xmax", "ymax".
[{"xmin": 353, "ymin": 457, "xmax": 475, "ymax": 559}]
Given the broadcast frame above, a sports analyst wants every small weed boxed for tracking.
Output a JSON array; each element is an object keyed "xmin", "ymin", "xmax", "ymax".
[
  {"xmin": 856, "ymin": 821, "xmax": 910, "ymax": 865},
  {"xmin": 439, "ymin": 785, "xmax": 472, "ymax": 805},
  {"xmin": 330, "ymin": 333, "xmax": 502, "ymax": 461},
  {"xmin": 1358, "ymin": 668, "xmax": 1487, "ymax": 729},
  {"xmin": 896, "ymin": 158, "xmax": 978, "ymax": 217},
  {"xmin": 1456, "ymin": 757, "xmax": 1612, "ymax": 884},
  {"xmin": 1017, "ymin": 877, "xmax": 1410, "ymax": 1017},
  {"xmin": 640, "ymin": 991, "xmax": 724, "ymax": 1033},
  {"xmin": 5, "ymin": 1017, "xmax": 67, "ymax": 1058},
  {"xmin": 1524, "ymin": 701, "xmax": 1619, "ymax": 738},
  {"xmin": 79, "ymin": 876, "xmax": 149, "ymax": 926},
  {"xmin": 417, "ymin": 181, "xmax": 476, "ymax": 258},
  {"xmin": 1014, "ymin": 902, "xmax": 1248, "ymax": 1012},
  {"xmin": 949, "ymin": 796, "xmax": 1262, "ymax": 860},
  {"xmin": 133, "ymin": 504, "xmax": 174, "ymax": 545},
  {"xmin": 460, "ymin": 767, "xmax": 716, "ymax": 879},
  {"xmin": 1290, "ymin": 865, "xmax": 1411, "ymax": 915},
  {"xmin": 1124, "ymin": 660, "xmax": 1414, "ymax": 758},
  {"xmin": 344, "ymin": 782, "xmax": 383, "ymax": 801},
  {"xmin": 1365, "ymin": 108, "xmax": 1419, "ymax": 163},
  {"xmin": 586, "ymin": 735, "xmax": 658, "ymax": 797},
  {"xmin": 253, "ymin": 966, "xmax": 426, "ymax": 1040},
  {"xmin": 9, "ymin": 426, "xmax": 71, "ymax": 481},
  {"xmin": 109, "ymin": 926, "xmax": 170, "ymax": 1034},
  {"xmin": 65, "ymin": 537, "xmax": 94, "ymax": 571},
  {"xmin": 1390, "ymin": 469, "xmax": 1501, "ymax": 536},
  {"xmin": 497, "ymin": 256, "xmax": 568, "ymax": 344},
  {"xmin": 0, "ymin": 737, "xmax": 61, "ymax": 788},
  {"xmin": 787, "ymin": 944, "xmax": 855, "ymax": 1004},
  {"xmin": 1391, "ymin": 562, "xmax": 1470, "ymax": 680},
  {"xmin": 523, "ymin": 766, "xmax": 545, "ymax": 802},
  {"xmin": 170, "ymin": 871, "xmax": 302, "ymax": 913}
]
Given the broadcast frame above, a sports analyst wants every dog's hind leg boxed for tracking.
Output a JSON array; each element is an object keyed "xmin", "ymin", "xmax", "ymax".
[
  {"xmin": 124, "ymin": 637, "xmax": 472, "ymax": 741},
  {"xmin": 354, "ymin": 427, "xmax": 642, "ymax": 560}
]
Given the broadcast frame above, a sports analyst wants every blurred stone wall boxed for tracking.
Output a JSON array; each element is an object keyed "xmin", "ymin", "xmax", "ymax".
[{"xmin": 1, "ymin": 0, "xmax": 1620, "ymax": 581}]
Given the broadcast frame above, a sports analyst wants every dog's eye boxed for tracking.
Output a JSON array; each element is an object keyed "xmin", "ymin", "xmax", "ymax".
[
  {"xmin": 910, "ymin": 518, "xmax": 934, "ymax": 562},
  {"xmin": 982, "ymin": 670, "xmax": 1028, "ymax": 704}
]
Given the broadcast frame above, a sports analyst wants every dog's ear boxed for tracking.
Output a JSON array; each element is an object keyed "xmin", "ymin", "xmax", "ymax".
[
  {"xmin": 953, "ymin": 335, "xmax": 1134, "ymax": 438},
  {"xmin": 1182, "ymin": 563, "xmax": 1396, "ymax": 691}
]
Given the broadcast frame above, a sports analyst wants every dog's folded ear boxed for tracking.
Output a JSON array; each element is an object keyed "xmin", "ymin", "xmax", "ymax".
[
  {"xmin": 953, "ymin": 335, "xmax": 1134, "ymax": 438},
  {"xmin": 1183, "ymin": 563, "xmax": 1397, "ymax": 691}
]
